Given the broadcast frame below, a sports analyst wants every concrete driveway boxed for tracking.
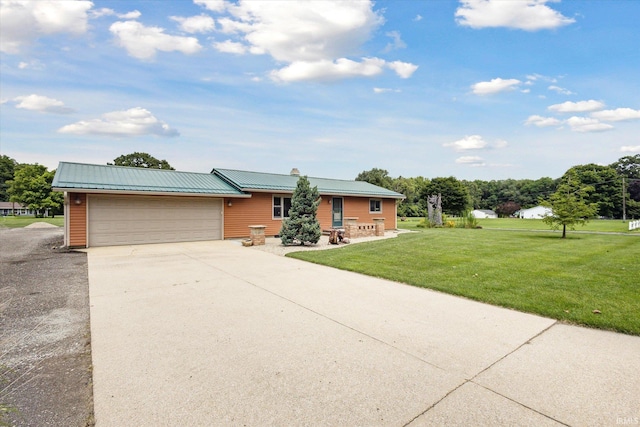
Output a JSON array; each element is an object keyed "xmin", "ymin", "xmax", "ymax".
[{"xmin": 87, "ymin": 240, "xmax": 640, "ymax": 426}]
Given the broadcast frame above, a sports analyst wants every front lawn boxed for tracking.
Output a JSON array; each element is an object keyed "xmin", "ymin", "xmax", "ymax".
[
  {"xmin": 398, "ymin": 217, "xmax": 637, "ymax": 233},
  {"xmin": 288, "ymin": 229, "xmax": 640, "ymax": 335},
  {"xmin": 0, "ymin": 216, "xmax": 64, "ymax": 228}
]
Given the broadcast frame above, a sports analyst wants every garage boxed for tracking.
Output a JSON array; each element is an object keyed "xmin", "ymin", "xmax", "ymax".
[{"xmin": 88, "ymin": 195, "xmax": 223, "ymax": 247}]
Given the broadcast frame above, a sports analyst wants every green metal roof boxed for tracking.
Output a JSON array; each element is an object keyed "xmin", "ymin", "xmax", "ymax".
[
  {"xmin": 213, "ymin": 168, "xmax": 405, "ymax": 199},
  {"xmin": 53, "ymin": 162, "xmax": 246, "ymax": 196}
]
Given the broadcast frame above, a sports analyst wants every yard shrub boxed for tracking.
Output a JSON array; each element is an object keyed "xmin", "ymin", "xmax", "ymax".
[{"xmin": 456, "ymin": 210, "xmax": 479, "ymax": 229}]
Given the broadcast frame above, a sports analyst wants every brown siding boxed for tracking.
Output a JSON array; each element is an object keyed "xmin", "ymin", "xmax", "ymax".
[
  {"xmin": 317, "ymin": 197, "xmax": 333, "ymax": 229},
  {"xmin": 68, "ymin": 193, "xmax": 87, "ymax": 248},
  {"xmin": 343, "ymin": 196, "xmax": 397, "ymax": 229},
  {"xmin": 224, "ymin": 193, "xmax": 282, "ymax": 238},
  {"xmin": 224, "ymin": 193, "xmax": 397, "ymax": 239}
]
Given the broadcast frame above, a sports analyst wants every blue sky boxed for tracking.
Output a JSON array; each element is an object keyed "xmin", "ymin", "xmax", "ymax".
[{"xmin": 1, "ymin": 0, "xmax": 639, "ymax": 180}]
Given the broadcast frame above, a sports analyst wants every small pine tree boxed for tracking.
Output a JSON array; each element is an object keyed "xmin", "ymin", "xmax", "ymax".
[{"xmin": 280, "ymin": 176, "xmax": 321, "ymax": 246}]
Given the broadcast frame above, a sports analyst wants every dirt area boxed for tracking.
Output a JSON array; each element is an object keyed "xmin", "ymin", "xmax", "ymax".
[{"xmin": 0, "ymin": 227, "xmax": 93, "ymax": 426}]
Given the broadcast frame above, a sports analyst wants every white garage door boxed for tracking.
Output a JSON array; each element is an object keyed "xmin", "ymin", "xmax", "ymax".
[{"xmin": 88, "ymin": 195, "xmax": 222, "ymax": 247}]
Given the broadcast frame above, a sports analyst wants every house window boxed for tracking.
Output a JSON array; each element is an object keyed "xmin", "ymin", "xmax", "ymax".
[
  {"xmin": 273, "ymin": 196, "xmax": 292, "ymax": 219},
  {"xmin": 370, "ymin": 199, "xmax": 382, "ymax": 213}
]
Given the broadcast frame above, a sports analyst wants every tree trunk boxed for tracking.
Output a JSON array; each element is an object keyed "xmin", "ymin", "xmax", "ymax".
[{"xmin": 562, "ymin": 224, "xmax": 567, "ymax": 238}]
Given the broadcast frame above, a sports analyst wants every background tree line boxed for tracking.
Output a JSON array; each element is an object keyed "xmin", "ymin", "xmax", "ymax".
[
  {"xmin": 2, "ymin": 152, "xmax": 638, "ymax": 219},
  {"xmin": 356, "ymin": 154, "xmax": 640, "ymax": 219}
]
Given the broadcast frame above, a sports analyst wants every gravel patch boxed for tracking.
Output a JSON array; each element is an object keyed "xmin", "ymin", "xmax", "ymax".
[
  {"xmin": 24, "ymin": 222, "xmax": 60, "ymax": 229},
  {"xmin": 0, "ymin": 228, "xmax": 93, "ymax": 427}
]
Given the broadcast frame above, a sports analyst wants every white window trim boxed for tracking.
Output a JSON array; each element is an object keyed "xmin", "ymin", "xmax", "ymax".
[
  {"xmin": 272, "ymin": 195, "xmax": 292, "ymax": 220},
  {"xmin": 369, "ymin": 198, "xmax": 382, "ymax": 214}
]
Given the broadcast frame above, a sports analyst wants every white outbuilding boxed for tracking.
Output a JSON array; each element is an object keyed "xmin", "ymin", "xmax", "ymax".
[
  {"xmin": 516, "ymin": 206, "xmax": 552, "ymax": 219},
  {"xmin": 471, "ymin": 209, "xmax": 498, "ymax": 219}
]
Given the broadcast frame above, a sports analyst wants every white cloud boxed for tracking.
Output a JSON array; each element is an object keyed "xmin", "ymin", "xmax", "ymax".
[
  {"xmin": 373, "ymin": 88, "xmax": 400, "ymax": 94},
  {"xmin": 456, "ymin": 156, "xmax": 486, "ymax": 167},
  {"xmin": 566, "ymin": 116, "xmax": 613, "ymax": 133},
  {"xmin": 58, "ymin": 107, "xmax": 179, "ymax": 137},
  {"xmin": 455, "ymin": 0, "xmax": 575, "ymax": 31},
  {"xmin": 91, "ymin": 8, "xmax": 141, "ymax": 20},
  {"xmin": 444, "ymin": 135, "xmax": 488, "ymax": 151},
  {"xmin": 1, "ymin": 0, "xmax": 93, "ymax": 54},
  {"xmin": 591, "ymin": 108, "xmax": 640, "ymax": 122},
  {"xmin": 414, "ymin": 14, "xmax": 423, "ymax": 22},
  {"xmin": 270, "ymin": 58, "xmax": 386, "ymax": 83},
  {"xmin": 194, "ymin": 0, "xmax": 226, "ymax": 13},
  {"xmin": 620, "ymin": 146, "xmax": 640, "ymax": 153},
  {"xmin": 472, "ymin": 78, "xmax": 521, "ymax": 95},
  {"xmin": 221, "ymin": 1, "xmax": 383, "ymax": 63},
  {"xmin": 110, "ymin": 21, "xmax": 202, "ymax": 60},
  {"xmin": 548, "ymin": 100, "xmax": 605, "ymax": 113},
  {"xmin": 171, "ymin": 14, "xmax": 215, "ymax": 34},
  {"xmin": 493, "ymin": 139, "xmax": 509, "ymax": 149},
  {"xmin": 13, "ymin": 94, "xmax": 74, "ymax": 114},
  {"xmin": 387, "ymin": 61, "xmax": 418, "ymax": 79},
  {"xmin": 525, "ymin": 115, "xmax": 562, "ymax": 127},
  {"xmin": 207, "ymin": 1, "xmax": 416, "ymax": 82},
  {"xmin": 213, "ymin": 39, "xmax": 247, "ymax": 54},
  {"xmin": 548, "ymin": 85, "xmax": 573, "ymax": 95},
  {"xmin": 119, "ymin": 10, "xmax": 142, "ymax": 20},
  {"xmin": 383, "ymin": 31, "xmax": 406, "ymax": 52}
]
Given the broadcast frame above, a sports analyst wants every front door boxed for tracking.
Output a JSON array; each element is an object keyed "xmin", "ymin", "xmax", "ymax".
[{"xmin": 332, "ymin": 197, "xmax": 343, "ymax": 227}]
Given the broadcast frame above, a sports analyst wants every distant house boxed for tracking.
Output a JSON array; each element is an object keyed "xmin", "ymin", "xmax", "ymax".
[
  {"xmin": 516, "ymin": 206, "xmax": 552, "ymax": 219},
  {"xmin": 471, "ymin": 209, "xmax": 497, "ymax": 219},
  {"xmin": 52, "ymin": 162, "xmax": 405, "ymax": 248},
  {"xmin": 0, "ymin": 202, "xmax": 35, "ymax": 216}
]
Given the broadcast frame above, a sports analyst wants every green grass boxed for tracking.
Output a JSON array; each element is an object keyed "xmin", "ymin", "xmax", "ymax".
[
  {"xmin": 0, "ymin": 216, "xmax": 64, "ymax": 228},
  {"xmin": 288, "ymin": 228, "xmax": 640, "ymax": 335},
  {"xmin": 398, "ymin": 217, "xmax": 637, "ymax": 233}
]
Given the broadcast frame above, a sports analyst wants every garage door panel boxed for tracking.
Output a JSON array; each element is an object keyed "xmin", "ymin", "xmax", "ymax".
[{"xmin": 88, "ymin": 195, "xmax": 222, "ymax": 247}]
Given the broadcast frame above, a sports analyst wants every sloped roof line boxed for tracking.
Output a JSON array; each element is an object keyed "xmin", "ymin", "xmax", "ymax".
[
  {"xmin": 52, "ymin": 162, "xmax": 246, "ymax": 196},
  {"xmin": 212, "ymin": 168, "xmax": 405, "ymax": 199}
]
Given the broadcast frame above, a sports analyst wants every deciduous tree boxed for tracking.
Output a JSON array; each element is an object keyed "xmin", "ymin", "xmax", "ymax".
[
  {"xmin": 109, "ymin": 152, "xmax": 174, "ymax": 170},
  {"xmin": 0, "ymin": 155, "xmax": 18, "ymax": 202},
  {"xmin": 541, "ymin": 172, "xmax": 598, "ymax": 238},
  {"xmin": 355, "ymin": 168, "xmax": 393, "ymax": 189},
  {"xmin": 421, "ymin": 177, "xmax": 470, "ymax": 216},
  {"xmin": 7, "ymin": 164, "xmax": 63, "ymax": 217}
]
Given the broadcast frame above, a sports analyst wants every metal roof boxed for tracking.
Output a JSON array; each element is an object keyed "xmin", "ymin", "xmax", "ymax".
[
  {"xmin": 52, "ymin": 162, "xmax": 246, "ymax": 196},
  {"xmin": 213, "ymin": 168, "xmax": 405, "ymax": 199}
]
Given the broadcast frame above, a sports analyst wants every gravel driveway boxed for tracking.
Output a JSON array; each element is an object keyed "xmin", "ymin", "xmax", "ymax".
[{"xmin": 0, "ymin": 227, "xmax": 93, "ymax": 426}]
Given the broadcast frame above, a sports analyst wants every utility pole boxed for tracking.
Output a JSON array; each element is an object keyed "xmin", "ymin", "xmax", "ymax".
[{"xmin": 622, "ymin": 176, "xmax": 626, "ymax": 221}]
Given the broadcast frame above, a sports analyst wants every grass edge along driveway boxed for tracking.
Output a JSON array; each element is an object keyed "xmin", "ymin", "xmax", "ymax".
[{"xmin": 288, "ymin": 229, "xmax": 640, "ymax": 336}]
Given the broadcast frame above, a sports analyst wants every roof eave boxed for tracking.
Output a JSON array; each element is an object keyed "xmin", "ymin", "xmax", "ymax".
[
  {"xmin": 240, "ymin": 187, "xmax": 404, "ymax": 199},
  {"xmin": 53, "ymin": 187, "xmax": 251, "ymax": 198}
]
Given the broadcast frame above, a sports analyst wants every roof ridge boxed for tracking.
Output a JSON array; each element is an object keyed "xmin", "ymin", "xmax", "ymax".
[{"xmin": 213, "ymin": 167, "xmax": 369, "ymax": 183}]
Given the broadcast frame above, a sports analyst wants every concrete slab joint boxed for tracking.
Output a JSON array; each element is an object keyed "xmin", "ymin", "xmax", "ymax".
[{"xmin": 249, "ymin": 225, "xmax": 266, "ymax": 246}]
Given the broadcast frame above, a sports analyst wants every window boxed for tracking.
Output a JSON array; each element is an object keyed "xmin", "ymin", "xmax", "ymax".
[
  {"xmin": 369, "ymin": 199, "xmax": 382, "ymax": 213},
  {"xmin": 273, "ymin": 196, "xmax": 292, "ymax": 219}
]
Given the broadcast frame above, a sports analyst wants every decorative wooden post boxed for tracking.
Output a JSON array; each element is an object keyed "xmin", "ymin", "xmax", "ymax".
[{"xmin": 248, "ymin": 225, "xmax": 266, "ymax": 246}]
